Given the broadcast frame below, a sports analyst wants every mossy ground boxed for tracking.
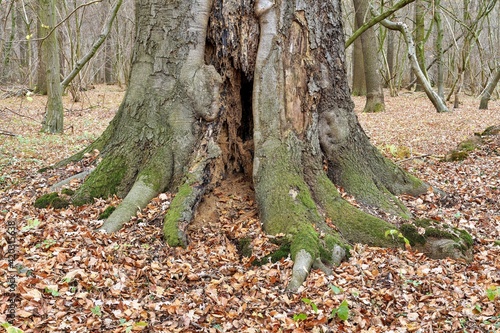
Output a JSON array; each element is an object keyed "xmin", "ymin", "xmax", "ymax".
[
  {"xmin": 98, "ymin": 206, "xmax": 116, "ymax": 220},
  {"xmin": 34, "ymin": 192, "xmax": 70, "ymax": 209},
  {"xmin": 400, "ymin": 219, "xmax": 473, "ymax": 252}
]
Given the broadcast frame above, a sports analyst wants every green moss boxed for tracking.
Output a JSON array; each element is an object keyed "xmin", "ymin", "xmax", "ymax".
[
  {"xmin": 34, "ymin": 192, "xmax": 69, "ymax": 209},
  {"xmin": 400, "ymin": 224, "xmax": 426, "ymax": 246},
  {"xmin": 253, "ymin": 242, "xmax": 291, "ymax": 266},
  {"xmin": 414, "ymin": 219, "xmax": 432, "ymax": 228},
  {"xmin": 138, "ymin": 146, "xmax": 172, "ymax": 192},
  {"xmin": 444, "ymin": 150, "xmax": 469, "ymax": 162},
  {"xmin": 314, "ymin": 173, "xmax": 400, "ymax": 248},
  {"xmin": 98, "ymin": 206, "xmax": 116, "ymax": 219},
  {"xmin": 494, "ymin": 240, "xmax": 500, "ymax": 246},
  {"xmin": 255, "ymin": 142, "xmax": 322, "ymax": 236},
  {"xmin": 34, "ymin": 193, "xmax": 59, "ymax": 208},
  {"xmin": 71, "ymin": 155, "xmax": 127, "ymax": 205},
  {"xmin": 364, "ymin": 102, "xmax": 385, "ymax": 113},
  {"xmin": 61, "ymin": 188, "xmax": 75, "ymax": 196},
  {"xmin": 236, "ymin": 238, "xmax": 253, "ymax": 258},
  {"xmin": 290, "ymin": 224, "xmax": 319, "ymax": 260},
  {"xmin": 163, "ymin": 182, "xmax": 193, "ymax": 247},
  {"xmin": 50, "ymin": 197, "xmax": 70, "ymax": 209},
  {"xmin": 458, "ymin": 138, "xmax": 481, "ymax": 151},
  {"xmin": 401, "ymin": 219, "xmax": 473, "ymax": 252},
  {"xmin": 481, "ymin": 125, "xmax": 500, "ymax": 136},
  {"xmin": 458, "ymin": 229, "xmax": 474, "ymax": 248}
]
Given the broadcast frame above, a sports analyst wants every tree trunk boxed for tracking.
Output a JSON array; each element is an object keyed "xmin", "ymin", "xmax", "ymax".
[
  {"xmin": 434, "ymin": 0, "xmax": 444, "ymax": 99},
  {"xmin": 353, "ymin": 0, "xmax": 385, "ymax": 113},
  {"xmin": 414, "ymin": 0, "xmax": 428, "ymax": 91},
  {"xmin": 351, "ymin": 18, "xmax": 366, "ymax": 96},
  {"xmin": 40, "ymin": 0, "xmax": 64, "ymax": 133},
  {"xmin": 381, "ymin": 18, "xmax": 449, "ymax": 113},
  {"xmin": 479, "ymin": 66, "xmax": 500, "ymax": 109},
  {"xmin": 55, "ymin": 0, "xmax": 473, "ymax": 291},
  {"xmin": 36, "ymin": 13, "xmax": 47, "ymax": 95}
]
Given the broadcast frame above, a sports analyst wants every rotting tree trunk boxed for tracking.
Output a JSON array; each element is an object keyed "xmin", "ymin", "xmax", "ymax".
[
  {"xmin": 353, "ymin": 0, "xmax": 385, "ymax": 113},
  {"xmin": 52, "ymin": 0, "xmax": 473, "ymax": 291}
]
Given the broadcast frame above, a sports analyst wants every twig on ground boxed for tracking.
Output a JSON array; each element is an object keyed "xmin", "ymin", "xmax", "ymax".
[
  {"xmin": 397, "ymin": 154, "xmax": 435, "ymax": 163},
  {"xmin": 0, "ymin": 129, "xmax": 19, "ymax": 137}
]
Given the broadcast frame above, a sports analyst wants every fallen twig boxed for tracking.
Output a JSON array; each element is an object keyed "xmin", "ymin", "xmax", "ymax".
[
  {"xmin": 0, "ymin": 129, "xmax": 19, "ymax": 137},
  {"xmin": 397, "ymin": 154, "xmax": 433, "ymax": 163}
]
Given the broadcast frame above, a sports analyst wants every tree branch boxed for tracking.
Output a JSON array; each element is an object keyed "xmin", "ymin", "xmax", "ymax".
[
  {"xmin": 61, "ymin": 0, "xmax": 123, "ymax": 91},
  {"xmin": 345, "ymin": 0, "xmax": 415, "ymax": 49},
  {"xmin": 380, "ymin": 18, "xmax": 449, "ymax": 113},
  {"xmin": 35, "ymin": 0, "xmax": 103, "ymax": 42}
]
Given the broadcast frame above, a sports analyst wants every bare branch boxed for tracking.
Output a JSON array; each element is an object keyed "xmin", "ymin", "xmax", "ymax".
[{"xmin": 61, "ymin": 0, "xmax": 123, "ymax": 90}]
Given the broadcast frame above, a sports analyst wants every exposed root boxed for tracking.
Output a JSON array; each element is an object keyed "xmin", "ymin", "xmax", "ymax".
[
  {"xmin": 286, "ymin": 249, "xmax": 314, "ymax": 292},
  {"xmin": 99, "ymin": 178, "xmax": 159, "ymax": 233},
  {"xmin": 49, "ymin": 169, "xmax": 94, "ymax": 192},
  {"xmin": 163, "ymin": 137, "xmax": 221, "ymax": 247}
]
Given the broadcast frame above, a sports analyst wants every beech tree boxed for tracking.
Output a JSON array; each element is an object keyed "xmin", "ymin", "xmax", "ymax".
[{"xmin": 57, "ymin": 0, "xmax": 473, "ymax": 291}]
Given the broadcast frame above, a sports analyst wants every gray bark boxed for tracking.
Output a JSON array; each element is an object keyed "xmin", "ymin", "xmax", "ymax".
[
  {"xmin": 55, "ymin": 0, "xmax": 473, "ymax": 292},
  {"xmin": 353, "ymin": 0, "xmax": 385, "ymax": 112},
  {"xmin": 479, "ymin": 67, "xmax": 500, "ymax": 109},
  {"xmin": 381, "ymin": 18, "xmax": 449, "ymax": 113},
  {"xmin": 40, "ymin": 0, "xmax": 64, "ymax": 133}
]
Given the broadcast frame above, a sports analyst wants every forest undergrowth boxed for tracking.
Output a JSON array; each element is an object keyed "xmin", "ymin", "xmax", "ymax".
[{"xmin": 0, "ymin": 86, "xmax": 499, "ymax": 332}]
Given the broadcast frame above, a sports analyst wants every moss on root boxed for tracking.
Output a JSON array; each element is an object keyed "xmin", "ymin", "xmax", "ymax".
[
  {"xmin": 481, "ymin": 125, "xmax": 500, "ymax": 136},
  {"xmin": 71, "ymin": 155, "xmax": 127, "ymax": 206},
  {"xmin": 34, "ymin": 192, "xmax": 69, "ymax": 209},
  {"xmin": 254, "ymin": 142, "xmax": 323, "ymax": 236},
  {"xmin": 163, "ymin": 182, "xmax": 193, "ymax": 247},
  {"xmin": 290, "ymin": 224, "xmax": 320, "ymax": 261},
  {"xmin": 253, "ymin": 242, "xmax": 291, "ymax": 266},
  {"xmin": 98, "ymin": 206, "xmax": 116, "ymax": 220},
  {"xmin": 313, "ymin": 173, "xmax": 401, "ymax": 248},
  {"xmin": 400, "ymin": 219, "xmax": 474, "ymax": 254},
  {"xmin": 443, "ymin": 150, "xmax": 469, "ymax": 161}
]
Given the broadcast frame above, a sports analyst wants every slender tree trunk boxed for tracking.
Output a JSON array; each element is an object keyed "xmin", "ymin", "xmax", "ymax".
[
  {"xmin": 434, "ymin": 0, "xmax": 444, "ymax": 99},
  {"xmin": 479, "ymin": 66, "xmax": 500, "ymax": 109},
  {"xmin": 53, "ymin": 0, "xmax": 473, "ymax": 291},
  {"xmin": 414, "ymin": 0, "xmax": 427, "ymax": 91},
  {"xmin": 36, "ymin": 7, "xmax": 47, "ymax": 94},
  {"xmin": 353, "ymin": 0, "xmax": 385, "ymax": 112},
  {"xmin": 381, "ymin": 18, "xmax": 449, "ymax": 112},
  {"xmin": 40, "ymin": 0, "xmax": 64, "ymax": 133},
  {"xmin": 352, "ymin": 17, "xmax": 366, "ymax": 96}
]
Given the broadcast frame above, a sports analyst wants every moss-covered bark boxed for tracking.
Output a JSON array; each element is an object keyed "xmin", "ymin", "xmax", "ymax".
[{"xmin": 50, "ymin": 0, "xmax": 477, "ymax": 293}]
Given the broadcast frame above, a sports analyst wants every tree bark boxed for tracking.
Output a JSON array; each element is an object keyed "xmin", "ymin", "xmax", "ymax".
[
  {"xmin": 53, "ymin": 0, "xmax": 473, "ymax": 291},
  {"xmin": 381, "ymin": 18, "xmax": 449, "ymax": 113},
  {"xmin": 353, "ymin": 0, "xmax": 385, "ymax": 113},
  {"xmin": 351, "ymin": 17, "xmax": 366, "ymax": 96},
  {"xmin": 414, "ymin": 0, "xmax": 428, "ymax": 91},
  {"xmin": 479, "ymin": 66, "xmax": 500, "ymax": 109},
  {"xmin": 434, "ymin": 0, "xmax": 444, "ymax": 99},
  {"xmin": 40, "ymin": 0, "xmax": 64, "ymax": 133},
  {"xmin": 36, "ymin": 9, "xmax": 47, "ymax": 95}
]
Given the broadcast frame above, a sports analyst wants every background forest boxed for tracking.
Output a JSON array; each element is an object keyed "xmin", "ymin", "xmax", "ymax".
[{"xmin": 1, "ymin": 0, "xmax": 499, "ymax": 332}]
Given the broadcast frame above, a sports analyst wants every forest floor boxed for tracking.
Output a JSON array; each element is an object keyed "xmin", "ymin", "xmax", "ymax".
[{"xmin": 0, "ymin": 86, "xmax": 499, "ymax": 333}]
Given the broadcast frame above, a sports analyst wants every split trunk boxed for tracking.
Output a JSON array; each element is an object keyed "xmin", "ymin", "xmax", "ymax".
[{"xmin": 56, "ymin": 0, "xmax": 473, "ymax": 291}]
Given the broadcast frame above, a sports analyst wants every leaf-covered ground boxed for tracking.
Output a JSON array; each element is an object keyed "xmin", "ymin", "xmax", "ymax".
[{"xmin": 0, "ymin": 87, "xmax": 499, "ymax": 332}]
